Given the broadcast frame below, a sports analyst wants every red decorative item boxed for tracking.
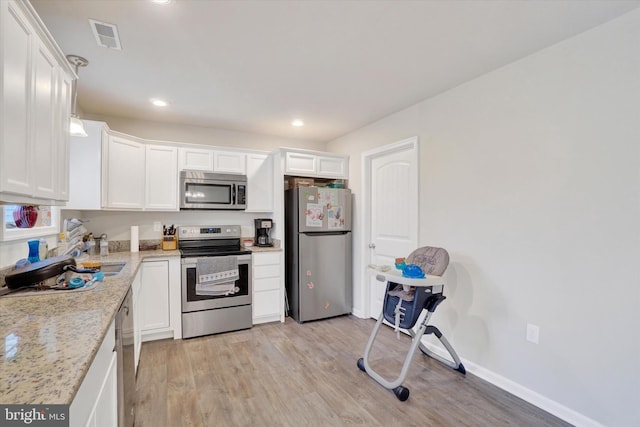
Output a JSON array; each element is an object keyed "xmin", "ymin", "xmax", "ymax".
[{"xmin": 13, "ymin": 205, "xmax": 38, "ymax": 228}]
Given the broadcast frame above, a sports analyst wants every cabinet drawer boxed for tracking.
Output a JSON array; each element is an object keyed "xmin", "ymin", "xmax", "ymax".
[
  {"xmin": 254, "ymin": 277, "xmax": 280, "ymax": 292},
  {"xmin": 253, "ymin": 252, "xmax": 281, "ymax": 266},
  {"xmin": 254, "ymin": 264, "xmax": 280, "ymax": 279}
]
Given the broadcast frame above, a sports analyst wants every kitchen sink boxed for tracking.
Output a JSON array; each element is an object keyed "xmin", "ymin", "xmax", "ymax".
[{"xmin": 100, "ymin": 262, "xmax": 126, "ymax": 276}]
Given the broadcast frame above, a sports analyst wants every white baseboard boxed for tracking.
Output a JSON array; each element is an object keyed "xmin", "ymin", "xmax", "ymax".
[
  {"xmin": 421, "ymin": 341, "xmax": 605, "ymax": 427},
  {"xmin": 351, "ymin": 308, "xmax": 365, "ymax": 318}
]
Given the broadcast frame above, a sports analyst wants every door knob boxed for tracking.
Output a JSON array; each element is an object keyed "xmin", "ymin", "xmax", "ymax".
[{"xmin": 368, "ymin": 243, "xmax": 376, "ymax": 249}]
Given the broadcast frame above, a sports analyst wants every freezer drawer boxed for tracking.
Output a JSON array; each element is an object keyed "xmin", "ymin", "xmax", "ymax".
[{"xmin": 295, "ymin": 232, "xmax": 352, "ymax": 322}]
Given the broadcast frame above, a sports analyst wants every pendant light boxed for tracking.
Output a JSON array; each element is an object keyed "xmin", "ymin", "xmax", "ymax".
[{"xmin": 66, "ymin": 54, "xmax": 89, "ymax": 137}]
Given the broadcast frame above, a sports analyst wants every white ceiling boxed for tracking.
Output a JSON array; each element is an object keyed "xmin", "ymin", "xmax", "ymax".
[{"xmin": 31, "ymin": 0, "xmax": 640, "ymax": 143}]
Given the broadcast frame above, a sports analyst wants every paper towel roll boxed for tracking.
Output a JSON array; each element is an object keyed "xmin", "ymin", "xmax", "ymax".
[{"xmin": 130, "ymin": 226, "xmax": 139, "ymax": 253}]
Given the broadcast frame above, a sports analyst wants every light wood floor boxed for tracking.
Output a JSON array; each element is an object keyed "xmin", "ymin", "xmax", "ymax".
[{"xmin": 135, "ymin": 315, "xmax": 571, "ymax": 427}]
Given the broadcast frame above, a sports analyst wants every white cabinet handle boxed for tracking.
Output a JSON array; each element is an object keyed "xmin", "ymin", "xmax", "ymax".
[{"xmin": 368, "ymin": 243, "xmax": 376, "ymax": 249}]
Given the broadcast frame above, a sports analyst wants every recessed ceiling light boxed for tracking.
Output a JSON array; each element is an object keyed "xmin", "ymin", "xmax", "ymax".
[
  {"xmin": 291, "ymin": 119, "xmax": 304, "ymax": 127},
  {"xmin": 151, "ymin": 99, "xmax": 168, "ymax": 107},
  {"xmin": 150, "ymin": 0, "xmax": 171, "ymax": 4}
]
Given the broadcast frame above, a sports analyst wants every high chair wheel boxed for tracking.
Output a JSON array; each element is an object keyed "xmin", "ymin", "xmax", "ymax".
[
  {"xmin": 393, "ymin": 386, "xmax": 409, "ymax": 401},
  {"xmin": 357, "ymin": 358, "xmax": 366, "ymax": 372}
]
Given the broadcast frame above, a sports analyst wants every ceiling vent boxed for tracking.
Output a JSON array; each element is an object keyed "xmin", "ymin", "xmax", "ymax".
[{"xmin": 89, "ymin": 19, "xmax": 122, "ymax": 50}]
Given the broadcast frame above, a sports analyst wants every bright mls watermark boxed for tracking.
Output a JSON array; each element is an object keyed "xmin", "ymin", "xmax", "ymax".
[{"xmin": 1, "ymin": 405, "xmax": 69, "ymax": 426}]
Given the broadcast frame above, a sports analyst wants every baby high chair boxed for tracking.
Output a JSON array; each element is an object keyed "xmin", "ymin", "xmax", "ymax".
[{"xmin": 357, "ymin": 246, "xmax": 465, "ymax": 401}]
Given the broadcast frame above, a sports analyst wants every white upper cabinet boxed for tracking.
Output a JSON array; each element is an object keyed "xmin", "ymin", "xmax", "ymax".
[
  {"xmin": 31, "ymin": 39, "xmax": 58, "ymax": 200},
  {"xmin": 67, "ymin": 120, "xmax": 106, "ymax": 210},
  {"xmin": 213, "ymin": 150, "xmax": 246, "ymax": 174},
  {"xmin": 102, "ymin": 133, "xmax": 145, "ymax": 209},
  {"xmin": 245, "ymin": 153, "xmax": 273, "ymax": 212},
  {"xmin": 178, "ymin": 146, "xmax": 214, "ymax": 171},
  {"xmin": 0, "ymin": 0, "xmax": 74, "ymax": 205},
  {"xmin": 145, "ymin": 144, "xmax": 178, "ymax": 210},
  {"xmin": 56, "ymin": 68, "xmax": 73, "ymax": 202},
  {"xmin": 317, "ymin": 155, "xmax": 348, "ymax": 178},
  {"xmin": 283, "ymin": 149, "xmax": 349, "ymax": 179},
  {"xmin": 178, "ymin": 146, "xmax": 247, "ymax": 175}
]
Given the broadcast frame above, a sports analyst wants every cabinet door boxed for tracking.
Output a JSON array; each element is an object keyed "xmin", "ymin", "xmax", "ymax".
[
  {"xmin": 317, "ymin": 155, "xmax": 348, "ymax": 179},
  {"xmin": 55, "ymin": 69, "xmax": 72, "ymax": 201},
  {"xmin": 0, "ymin": 1, "xmax": 33, "ymax": 195},
  {"xmin": 140, "ymin": 260, "xmax": 170, "ymax": 331},
  {"xmin": 284, "ymin": 151, "xmax": 316, "ymax": 176},
  {"xmin": 92, "ymin": 352, "xmax": 117, "ymax": 427},
  {"xmin": 145, "ymin": 145, "xmax": 178, "ymax": 210},
  {"xmin": 213, "ymin": 151, "xmax": 246, "ymax": 174},
  {"xmin": 178, "ymin": 146, "xmax": 214, "ymax": 171},
  {"xmin": 67, "ymin": 121, "xmax": 104, "ymax": 210},
  {"xmin": 104, "ymin": 134, "xmax": 145, "ymax": 209},
  {"xmin": 31, "ymin": 39, "xmax": 58, "ymax": 199},
  {"xmin": 245, "ymin": 153, "xmax": 273, "ymax": 212}
]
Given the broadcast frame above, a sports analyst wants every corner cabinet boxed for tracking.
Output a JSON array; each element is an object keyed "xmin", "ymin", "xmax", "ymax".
[
  {"xmin": 283, "ymin": 149, "xmax": 349, "ymax": 179},
  {"xmin": 145, "ymin": 145, "xmax": 178, "ymax": 210},
  {"xmin": 252, "ymin": 251, "xmax": 284, "ymax": 324},
  {"xmin": 0, "ymin": 0, "xmax": 74, "ymax": 205},
  {"xmin": 102, "ymin": 133, "xmax": 146, "ymax": 209},
  {"xmin": 102, "ymin": 132, "xmax": 179, "ymax": 211},
  {"xmin": 66, "ymin": 120, "xmax": 106, "ymax": 210}
]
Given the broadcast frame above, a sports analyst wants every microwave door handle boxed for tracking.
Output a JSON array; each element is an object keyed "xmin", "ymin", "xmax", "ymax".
[{"xmin": 232, "ymin": 184, "xmax": 236, "ymax": 204}]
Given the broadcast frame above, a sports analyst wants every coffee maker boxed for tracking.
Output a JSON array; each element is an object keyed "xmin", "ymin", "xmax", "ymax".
[{"xmin": 254, "ymin": 218, "xmax": 273, "ymax": 247}]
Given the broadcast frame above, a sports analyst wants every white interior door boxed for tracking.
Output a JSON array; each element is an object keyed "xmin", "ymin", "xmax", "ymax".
[{"xmin": 365, "ymin": 137, "xmax": 419, "ymax": 318}]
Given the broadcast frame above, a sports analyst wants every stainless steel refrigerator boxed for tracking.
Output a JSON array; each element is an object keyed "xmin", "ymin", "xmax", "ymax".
[{"xmin": 285, "ymin": 187, "xmax": 352, "ymax": 323}]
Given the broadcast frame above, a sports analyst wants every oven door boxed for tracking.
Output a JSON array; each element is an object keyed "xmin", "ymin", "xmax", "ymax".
[{"xmin": 181, "ymin": 254, "xmax": 252, "ymax": 312}]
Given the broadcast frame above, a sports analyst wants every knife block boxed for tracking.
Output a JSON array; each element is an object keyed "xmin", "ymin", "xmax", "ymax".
[{"xmin": 161, "ymin": 235, "xmax": 177, "ymax": 251}]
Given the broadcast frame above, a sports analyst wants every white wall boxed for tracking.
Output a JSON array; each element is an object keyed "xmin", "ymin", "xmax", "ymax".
[
  {"xmin": 327, "ymin": 9, "xmax": 640, "ymax": 427},
  {"xmin": 68, "ymin": 210, "xmax": 271, "ymax": 243}
]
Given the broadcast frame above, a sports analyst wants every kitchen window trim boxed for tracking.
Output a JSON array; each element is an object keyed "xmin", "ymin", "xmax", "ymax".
[{"xmin": 0, "ymin": 206, "xmax": 60, "ymax": 242}]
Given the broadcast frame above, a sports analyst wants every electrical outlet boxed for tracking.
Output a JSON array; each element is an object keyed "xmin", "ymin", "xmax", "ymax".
[
  {"xmin": 526, "ymin": 323, "xmax": 540, "ymax": 344},
  {"xmin": 153, "ymin": 221, "xmax": 162, "ymax": 232}
]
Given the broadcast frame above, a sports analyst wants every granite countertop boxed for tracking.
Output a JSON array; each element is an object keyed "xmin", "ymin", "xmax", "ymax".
[
  {"xmin": 243, "ymin": 245, "xmax": 283, "ymax": 252},
  {"xmin": 0, "ymin": 249, "xmax": 179, "ymax": 405}
]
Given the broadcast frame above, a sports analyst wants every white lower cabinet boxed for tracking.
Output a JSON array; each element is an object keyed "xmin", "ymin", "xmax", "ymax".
[
  {"xmin": 139, "ymin": 258, "xmax": 181, "ymax": 341},
  {"xmin": 252, "ymin": 251, "xmax": 284, "ymax": 324},
  {"xmin": 140, "ymin": 260, "xmax": 170, "ymax": 332},
  {"xmin": 70, "ymin": 321, "xmax": 117, "ymax": 427}
]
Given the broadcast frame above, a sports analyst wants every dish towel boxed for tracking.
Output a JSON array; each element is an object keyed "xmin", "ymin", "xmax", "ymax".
[{"xmin": 196, "ymin": 257, "xmax": 239, "ymax": 296}]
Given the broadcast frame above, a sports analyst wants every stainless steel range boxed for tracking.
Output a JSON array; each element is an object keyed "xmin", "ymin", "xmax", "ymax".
[{"xmin": 179, "ymin": 225, "xmax": 252, "ymax": 338}]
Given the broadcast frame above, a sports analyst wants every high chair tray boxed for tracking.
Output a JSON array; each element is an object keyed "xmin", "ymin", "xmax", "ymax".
[{"xmin": 368, "ymin": 266, "xmax": 444, "ymax": 287}]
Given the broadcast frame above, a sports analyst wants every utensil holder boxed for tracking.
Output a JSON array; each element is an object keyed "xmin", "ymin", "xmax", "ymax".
[{"xmin": 162, "ymin": 235, "xmax": 177, "ymax": 251}]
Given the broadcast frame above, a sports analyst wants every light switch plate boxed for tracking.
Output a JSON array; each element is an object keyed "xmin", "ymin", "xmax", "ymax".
[
  {"xmin": 526, "ymin": 323, "xmax": 540, "ymax": 344},
  {"xmin": 153, "ymin": 221, "xmax": 162, "ymax": 232}
]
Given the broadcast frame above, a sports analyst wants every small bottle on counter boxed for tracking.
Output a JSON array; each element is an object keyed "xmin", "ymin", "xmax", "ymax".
[{"xmin": 38, "ymin": 238, "xmax": 48, "ymax": 260}]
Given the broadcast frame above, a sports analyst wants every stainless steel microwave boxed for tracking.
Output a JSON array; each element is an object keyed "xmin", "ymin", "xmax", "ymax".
[{"xmin": 179, "ymin": 171, "xmax": 247, "ymax": 210}]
